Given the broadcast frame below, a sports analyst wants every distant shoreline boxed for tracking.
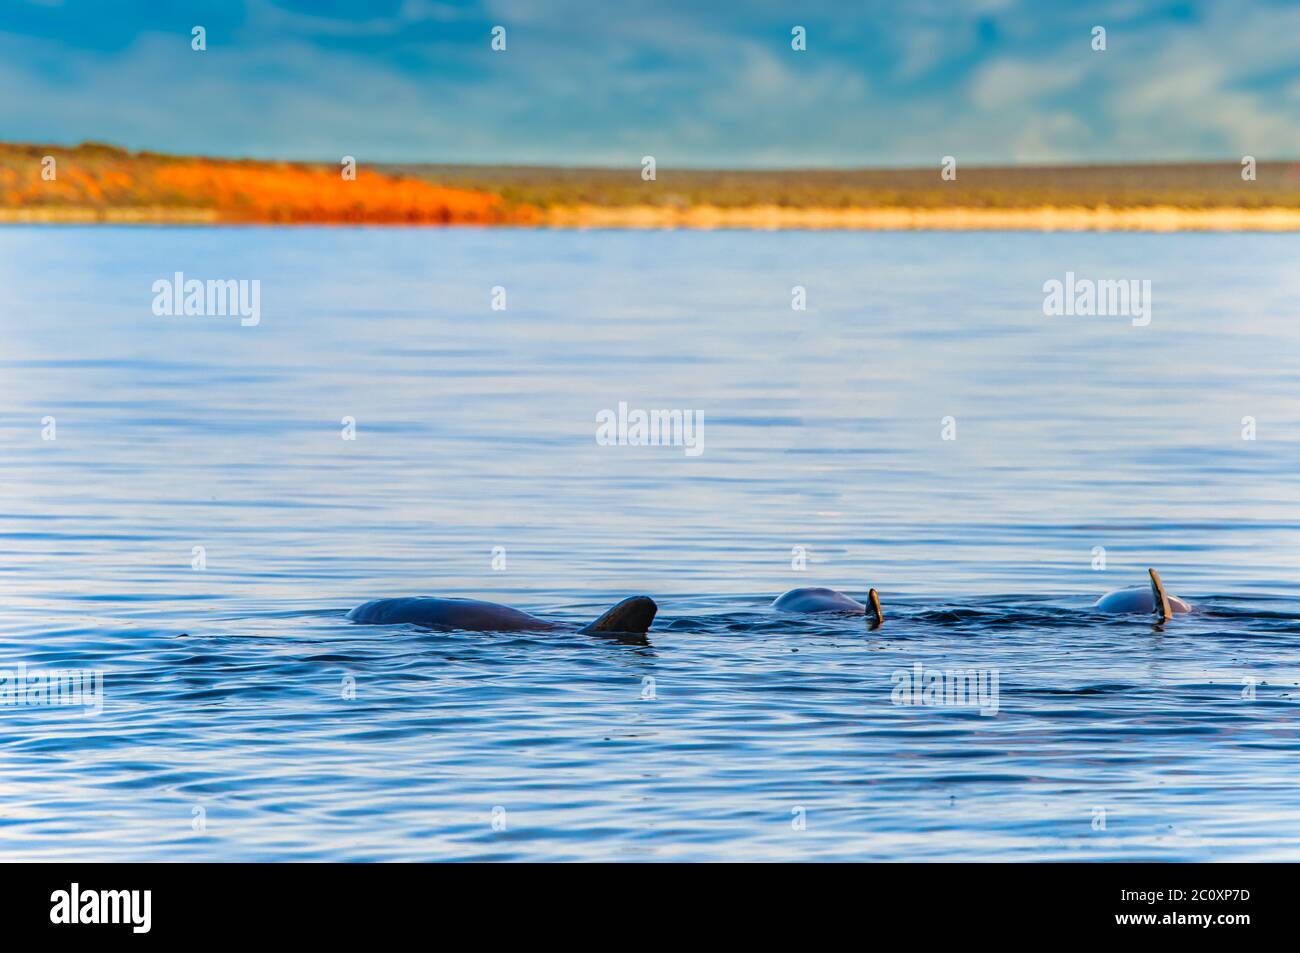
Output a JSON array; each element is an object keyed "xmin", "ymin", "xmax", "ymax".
[
  {"xmin": 5, "ymin": 141, "xmax": 1299, "ymax": 231},
  {"xmin": 6, "ymin": 204, "xmax": 1300, "ymax": 231}
]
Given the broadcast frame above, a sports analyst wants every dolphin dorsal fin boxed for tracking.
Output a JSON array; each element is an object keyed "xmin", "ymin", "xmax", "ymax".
[
  {"xmin": 1148, "ymin": 568, "xmax": 1172, "ymax": 622},
  {"xmin": 580, "ymin": 595, "xmax": 657, "ymax": 634},
  {"xmin": 867, "ymin": 588, "xmax": 883, "ymax": 630}
]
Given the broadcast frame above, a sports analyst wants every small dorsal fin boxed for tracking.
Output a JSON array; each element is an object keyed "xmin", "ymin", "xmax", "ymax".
[
  {"xmin": 867, "ymin": 588, "xmax": 883, "ymax": 630},
  {"xmin": 1148, "ymin": 568, "xmax": 1172, "ymax": 622}
]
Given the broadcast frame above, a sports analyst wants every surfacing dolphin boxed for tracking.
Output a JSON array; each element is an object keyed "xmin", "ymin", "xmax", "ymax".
[
  {"xmin": 1095, "ymin": 568, "xmax": 1190, "ymax": 621},
  {"xmin": 772, "ymin": 586, "xmax": 884, "ymax": 629},
  {"xmin": 347, "ymin": 594, "xmax": 657, "ymax": 634}
]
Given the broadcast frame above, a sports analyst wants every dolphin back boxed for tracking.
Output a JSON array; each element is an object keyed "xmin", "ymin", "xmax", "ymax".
[
  {"xmin": 347, "ymin": 597, "xmax": 555, "ymax": 631},
  {"xmin": 1094, "ymin": 587, "xmax": 1192, "ymax": 615},
  {"xmin": 773, "ymin": 587, "xmax": 866, "ymax": 614},
  {"xmin": 579, "ymin": 596, "xmax": 658, "ymax": 634}
]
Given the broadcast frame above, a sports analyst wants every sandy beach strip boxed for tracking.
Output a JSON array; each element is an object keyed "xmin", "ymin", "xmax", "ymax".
[
  {"xmin": 0, "ymin": 206, "xmax": 217, "ymax": 224},
  {"xmin": 5, "ymin": 203, "xmax": 1300, "ymax": 231},
  {"xmin": 540, "ymin": 204, "xmax": 1300, "ymax": 231}
]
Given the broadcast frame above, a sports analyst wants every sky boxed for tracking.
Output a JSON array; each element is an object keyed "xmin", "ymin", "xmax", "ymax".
[{"xmin": 1, "ymin": 0, "xmax": 1298, "ymax": 168}]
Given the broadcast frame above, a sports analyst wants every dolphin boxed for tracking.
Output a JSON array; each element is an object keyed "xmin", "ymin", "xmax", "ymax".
[
  {"xmin": 347, "ymin": 594, "xmax": 657, "ymax": 634},
  {"xmin": 772, "ymin": 586, "xmax": 883, "ymax": 629},
  {"xmin": 1094, "ymin": 568, "xmax": 1190, "ymax": 621}
]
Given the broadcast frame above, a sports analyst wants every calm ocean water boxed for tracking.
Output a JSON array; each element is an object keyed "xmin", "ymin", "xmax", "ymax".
[{"xmin": 0, "ymin": 226, "xmax": 1298, "ymax": 861}]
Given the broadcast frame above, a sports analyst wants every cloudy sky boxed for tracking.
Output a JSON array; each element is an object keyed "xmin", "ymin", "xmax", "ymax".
[{"xmin": 2, "ymin": 0, "xmax": 1297, "ymax": 167}]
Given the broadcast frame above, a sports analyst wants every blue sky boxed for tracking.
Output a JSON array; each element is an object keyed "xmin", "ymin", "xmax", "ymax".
[{"xmin": 2, "ymin": 0, "xmax": 1298, "ymax": 167}]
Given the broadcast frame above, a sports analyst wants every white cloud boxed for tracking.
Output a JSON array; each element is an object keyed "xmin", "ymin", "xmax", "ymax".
[{"xmin": 968, "ymin": 60, "xmax": 1086, "ymax": 111}]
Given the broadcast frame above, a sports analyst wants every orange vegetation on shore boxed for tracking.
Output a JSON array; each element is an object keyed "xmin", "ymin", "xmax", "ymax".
[
  {"xmin": 150, "ymin": 161, "xmax": 532, "ymax": 224},
  {"xmin": 0, "ymin": 142, "xmax": 534, "ymax": 224}
]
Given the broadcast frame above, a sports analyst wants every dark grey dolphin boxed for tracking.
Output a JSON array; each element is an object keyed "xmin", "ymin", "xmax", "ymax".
[
  {"xmin": 347, "ymin": 594, "xmax": 657, "ymax": 634},
  {"xmin": 1095, "ymin": 568, "xmax": 1190, "ymax": 621},
  {"xmin": 772, "ymin": 587, "xmax": 883, "ymax": 629}
]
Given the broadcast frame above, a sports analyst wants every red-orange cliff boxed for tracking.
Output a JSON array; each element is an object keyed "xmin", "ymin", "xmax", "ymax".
[{"xmin": 0, "ymin": 142, "xmax": 535, "ymax": 224}]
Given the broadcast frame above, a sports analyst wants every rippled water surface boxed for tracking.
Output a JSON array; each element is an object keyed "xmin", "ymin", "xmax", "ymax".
[{"xmin": 1, "ymin": 227, "xmax": 1298, "ymax": 861}]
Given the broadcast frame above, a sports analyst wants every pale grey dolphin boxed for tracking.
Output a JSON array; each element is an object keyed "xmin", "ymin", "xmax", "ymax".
[
  {"xmin": 1094, "ymin": 568, "xmax": 1190, "ymax": 621},
  {"xmin": 772, "ymin": 587, "xmax": 883, "ymax": 629},
  {"xmin": 347, "ymin": 594, "xmax": 657, "ymax": 634}
]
